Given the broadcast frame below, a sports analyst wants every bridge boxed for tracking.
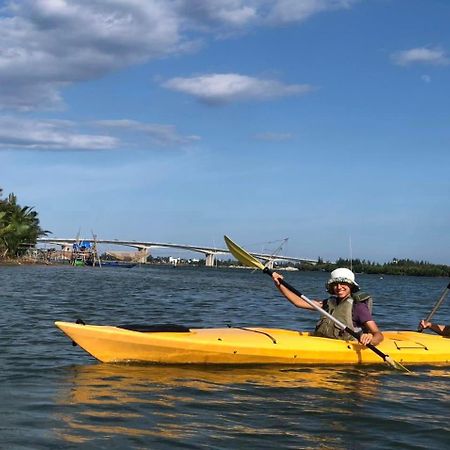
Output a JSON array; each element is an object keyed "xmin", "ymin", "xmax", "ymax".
[{"xmin": 37, "ymin": 238, "xmax": 318, "ymax": 267}]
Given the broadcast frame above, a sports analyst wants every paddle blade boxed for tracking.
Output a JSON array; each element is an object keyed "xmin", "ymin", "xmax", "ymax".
[
  {"xmin": 385, "ymin": 356, "xmax": 411, "ymax": 373},
  {"xmin": 224, "ymin": 235, "xmax": 265, "ymax": 270}
]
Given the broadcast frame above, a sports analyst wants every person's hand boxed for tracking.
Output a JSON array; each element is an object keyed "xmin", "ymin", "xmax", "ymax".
[
  {"xmin": 358, "ymin": 332, "xmax": 374, "ymax": 346},
  {"xmin": 419, "ymin": 320, "xmax": 431, "ymax": 330},
  {"xmin": 272, "ymin": 272, "xmax": 284, "ymax": 287}
]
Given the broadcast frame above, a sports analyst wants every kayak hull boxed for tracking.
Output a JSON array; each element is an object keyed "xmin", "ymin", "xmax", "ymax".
[{"xmin": 55, "ymin": 321, "xmax": 450, "ymax": 366}]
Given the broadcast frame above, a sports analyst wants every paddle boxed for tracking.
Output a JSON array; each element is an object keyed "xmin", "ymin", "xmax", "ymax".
[
  {"xmin": 418, "ymin": 281, "xmax": 450, "ymax": 332},
  {"xmin": 224, "ymin": 235, "xmax": 410, "ymax": 373}
]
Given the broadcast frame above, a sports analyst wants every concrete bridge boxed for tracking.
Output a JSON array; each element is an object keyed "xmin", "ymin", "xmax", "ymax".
[{"xmin": 37, "ymin": 238, "xmax": 318, "ymax": 267}]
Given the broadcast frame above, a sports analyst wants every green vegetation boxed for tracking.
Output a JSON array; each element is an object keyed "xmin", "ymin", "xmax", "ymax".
[
  {"xmin": 296, "ymin": 257, "xmax": 450, "ymax": 277},
  {"xmin": 203, "ymin": 257, "xmax": 449, "ymax": 277},
  {"xmin": 0, "ymin": 188, "xmax": 49, "ymax": 259}
]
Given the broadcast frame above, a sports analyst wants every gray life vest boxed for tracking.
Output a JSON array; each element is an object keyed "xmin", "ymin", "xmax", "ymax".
[{"xmin": 314, "ymin": 292, "xmax": 373, "ymax": 341}]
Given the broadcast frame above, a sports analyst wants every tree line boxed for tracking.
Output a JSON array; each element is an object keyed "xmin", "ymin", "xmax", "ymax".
[
  {"xmin": 214, "ymin": 257, "xmax": 449, "ymax": 277},
  {"xmin": 296, "ymin": 257, "xmax": 450, "ymax": 277},
  {"xmin": 0, "ymin": 188, "xmax": 48, "ymax": 259}
]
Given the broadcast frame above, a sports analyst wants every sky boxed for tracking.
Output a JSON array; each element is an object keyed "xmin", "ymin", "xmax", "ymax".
[{"xmin": 1, "ymin": 0, "xmax": 450, "ymax": 264}]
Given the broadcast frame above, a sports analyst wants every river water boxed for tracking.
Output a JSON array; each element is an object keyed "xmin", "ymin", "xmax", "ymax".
[{"xmin": 1, "ymin": 264, "xmax": 448, "ymax": 449}]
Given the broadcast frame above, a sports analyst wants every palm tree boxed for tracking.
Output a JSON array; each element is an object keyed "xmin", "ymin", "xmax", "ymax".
[{"xmin": 0, "ymin": 190, "xmax": 49, "ymax": 258}]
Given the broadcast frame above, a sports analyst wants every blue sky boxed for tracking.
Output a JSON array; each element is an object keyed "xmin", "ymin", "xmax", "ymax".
[{"xmin": 1, "ymin": 0, "xmax": 450, "ymax": 263}]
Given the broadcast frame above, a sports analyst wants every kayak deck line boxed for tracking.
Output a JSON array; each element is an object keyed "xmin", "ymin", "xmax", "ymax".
[
  {"xmin": 230, "ymin": 326, "xmax": 278, "ymax": 344},
  {"xmin": 55, "ymin": 321, "xmax": 450, "ymax": 366},
  {"xmin": 392, "ymin": 340, "xmax": 428, "ymax": 351}
]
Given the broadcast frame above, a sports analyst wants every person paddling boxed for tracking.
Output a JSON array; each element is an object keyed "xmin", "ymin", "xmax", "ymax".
[
  {"xmin": 418, "ymin": 320, "xmax": 450, "ymax": 336},
  {"xmin": 272, "ymin": 268, "xmax": 384, "ymax": 346}
]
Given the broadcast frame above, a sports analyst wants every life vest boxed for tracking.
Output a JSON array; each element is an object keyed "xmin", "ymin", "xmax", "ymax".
[{"xmin": 314, "ymin": 292, "xmax": 373, "ymax": 341}]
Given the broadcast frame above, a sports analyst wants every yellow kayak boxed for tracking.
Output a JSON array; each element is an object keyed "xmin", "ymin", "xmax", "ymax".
[{"xmin": 55, "ymin": 321, "xmax": 450, "ymax": 366}]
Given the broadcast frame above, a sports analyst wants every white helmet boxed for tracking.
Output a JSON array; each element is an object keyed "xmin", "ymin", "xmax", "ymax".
[{"xmin": 326, "ymin": 268, "xmax": 360, "ymax": 293}]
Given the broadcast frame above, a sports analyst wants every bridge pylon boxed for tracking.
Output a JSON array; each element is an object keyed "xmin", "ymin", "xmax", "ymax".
[
  {"xmin": 205, "ymin": 253, "xmax": 216, "ymax": 267},
  {"xmin": 135, "ymin": 247, "xmax": 149, "ymax": 263}
]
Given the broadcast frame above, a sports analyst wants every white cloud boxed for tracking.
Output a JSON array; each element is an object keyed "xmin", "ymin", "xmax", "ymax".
[
  {"xmin": 391, "ymin": 47, "xmax": 449, "ymax": 66},
  {"xmin": 179, "ymin": 0, "xmax": 358, "ymax": 28},
  {"xmin": 163, "ymin": 73, "xmax": 314, "ymax": 104},
  {"xmin": 263, "ymin": 0, "xmax": 358, "ymax": 25},
  {"xmin": 0, "ymin": 0, "xmax": 183, "ymax": 110},
  {"xmin": 0, "ymin": 117, "xmax": 117, "ymax": 150},
  {"xmin": 94, "ymin": 119, "xmax": 201, "ymax": 146},
  {"xmin": 0, "ymin": 0, "xmax": 356, "ymax": 111},
  {"xmin": 178, "ymin": 0, "xmax": 258, "ymax": 27},
  {"xmin": 0, "ymin": 116, "xmax": 198, "ymax": 151}
]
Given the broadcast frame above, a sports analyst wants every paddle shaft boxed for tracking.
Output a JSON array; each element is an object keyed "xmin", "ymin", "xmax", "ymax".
[
  {"xmin": 262, "ymin": 268, "xmax": 390, "ymax": 361},
  {"xmin": 418, "ymin": 282, "xmax": 450, "ymax": 332}
]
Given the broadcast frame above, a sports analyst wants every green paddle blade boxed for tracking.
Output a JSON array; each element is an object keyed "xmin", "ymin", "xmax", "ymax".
[{"xmin": 224, "ymin": 235, "xmax": 265, "ymax": 270}]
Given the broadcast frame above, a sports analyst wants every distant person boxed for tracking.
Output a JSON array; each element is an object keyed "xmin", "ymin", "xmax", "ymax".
[
  {"xmin": 419, "ymin": 320, "xmax": 450, "ymax": 336},
  {"xmin": 272, "ymin": 268, "xmax": 384, "ymax": 346}
]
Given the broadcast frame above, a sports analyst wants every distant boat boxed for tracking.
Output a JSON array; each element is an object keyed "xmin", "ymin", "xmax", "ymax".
[
  {"xmin": 85, "ymin": 260, "xmax": 137, "ymax": 268},
  {"xmin": 72, "ymin": 258, "xmax": 85, "ymax": 267},
  {"xmin": 100, "ymin": 261, "xmax": 137, "ymax": 269}
]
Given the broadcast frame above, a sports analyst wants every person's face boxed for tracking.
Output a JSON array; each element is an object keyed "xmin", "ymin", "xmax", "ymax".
[{"xmin": 331, "ymin": 282, "xmax": 352, "ymax": 300}]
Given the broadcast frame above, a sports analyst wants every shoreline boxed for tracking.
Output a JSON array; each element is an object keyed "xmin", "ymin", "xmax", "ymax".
[{"xmin": 1, "ymin": 258, "xmax": 449, "ymax": 278}]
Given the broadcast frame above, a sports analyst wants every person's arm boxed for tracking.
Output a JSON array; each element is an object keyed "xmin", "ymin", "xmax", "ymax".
[
  {"xmin": 420, "ymin": 320, "xmax": 450, "ymax": 336},
  {"xmin": 359, "ymin": 320, "xmax": 384, "ymax": 346},
  {"xmin": 272, "ymin": 272, "xmax": 322, "ymax": 310},
  {"xmin": 354, "ymin": 302, "xmax": 384, "ymax": 346}
]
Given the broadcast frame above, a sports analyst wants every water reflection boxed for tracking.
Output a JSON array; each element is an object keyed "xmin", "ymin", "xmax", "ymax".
[
  {"xmin": 59, "ymin": 363, "xmax": 384, "ymax": 397},
  {"xmin": 54, "ymin": 364, "xmax": 386, "ymax": 447}
]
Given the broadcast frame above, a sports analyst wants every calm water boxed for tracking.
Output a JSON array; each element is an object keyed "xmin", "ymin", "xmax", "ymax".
[{"xmin": 1, "ymin": 265, "xmax": 448, "ymax": 449}]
